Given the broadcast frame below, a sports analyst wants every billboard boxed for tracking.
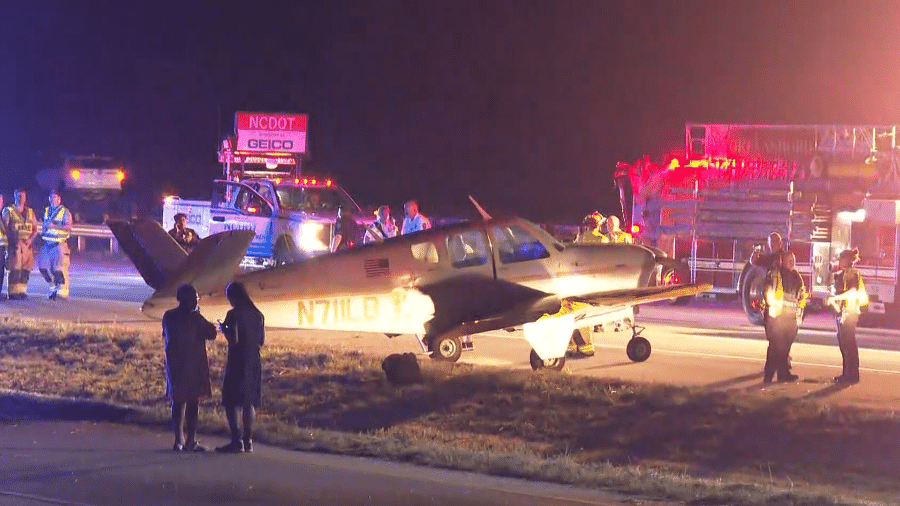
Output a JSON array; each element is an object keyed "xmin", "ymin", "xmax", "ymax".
[{"xmin": 235, "ymin": 112, "xmax": 308, "ymax": 153}]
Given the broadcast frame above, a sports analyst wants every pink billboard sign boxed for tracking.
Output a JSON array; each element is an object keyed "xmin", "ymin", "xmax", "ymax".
[{"xmin": 235, "ymin": 112, "xmax": 308, "ymax": 153}]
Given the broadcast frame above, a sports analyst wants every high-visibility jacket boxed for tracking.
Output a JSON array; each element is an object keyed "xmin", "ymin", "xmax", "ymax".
[
  {"xmin": 765, "ymin": 268, "xmax": 807, "ymax": 318},
  {"xmin": 575, "ymin": 229, "xmax": 604, "ymax": 244},
  {"xmin": 42, "ymin": 205, "xmax": 72, "ymax": 243},
  {"xmin": 602, "ymin": 230, "xmax": 633, "ymax": 244},
  {"xmin": 834, "ymin": 266, "xmax": 868, "ymax": 314},
  {"xmin": 3, "ymin": 206, "xmax": 36, "ymax": 242},
  {"xmin": 0, "ymin": 216, "xmax": 6, "ymax": 247}
]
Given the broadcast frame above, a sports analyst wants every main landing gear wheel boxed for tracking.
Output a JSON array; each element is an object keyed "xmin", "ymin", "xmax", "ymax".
[
  {"xmin": 429, "ymin": 335, "xmax": 463, "ymax": 362},
  {"xmin": 529, "ymin": 349, "xmax": 566, "ymax": 371},
  {"xmin": 626, "ymin": 336, "xmax": 651, "ymax": 362}
]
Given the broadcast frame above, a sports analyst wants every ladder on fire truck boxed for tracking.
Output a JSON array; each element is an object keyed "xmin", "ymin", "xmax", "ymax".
[{"xmin": 687, "ymin": 124, "xmax": 897, "ymax": 162}]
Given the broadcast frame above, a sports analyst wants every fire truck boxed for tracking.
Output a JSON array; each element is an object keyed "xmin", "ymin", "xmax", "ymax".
[
  {"xmin": 162, "ymin": 112, "xmax": 370, "ymax": 268},
  {"xmin": 615, "ymin": 123, "xmax": 900, "ymax": 327}
]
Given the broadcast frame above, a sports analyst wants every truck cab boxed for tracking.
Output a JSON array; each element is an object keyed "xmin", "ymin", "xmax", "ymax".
[{"xmin": 163, "ymin": 177, "xmax": 370, "ymax": 269}]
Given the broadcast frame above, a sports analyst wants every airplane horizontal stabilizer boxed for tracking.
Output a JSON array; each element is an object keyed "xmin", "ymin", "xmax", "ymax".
[
  {"xmin": 108, "ymin": 219, "xmax": 255, "ymax": 296},
  {"xmin": 168, "ymin": 229, "xmax": 256, "ymax": 297},
  {"xmin": 523, "ymin": 313, "xmax": 574, "ymax": 361},
  {"xmin": 108, "ymin": 219, "xmax": 188, "ymax": 291},
  {"xmin": 568, "ymin": 283, "xmax": 712, "ymax": 307}
]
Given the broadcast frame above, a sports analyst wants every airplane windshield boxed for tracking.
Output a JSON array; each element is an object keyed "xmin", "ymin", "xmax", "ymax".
[
  {"xmin": 521, "ymin": 219, "xmax": 566, "ymax": 252},
  {"xmin": 275, "ymin": 187, "xmax": 360, "ymax": 213}
]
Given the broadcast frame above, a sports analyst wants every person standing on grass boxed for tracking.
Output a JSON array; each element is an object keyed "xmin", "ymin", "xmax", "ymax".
[
  {"xmin": 162, "ymin": 284, "xmax": 217, "ymax": 452},
  {"xmin": 216, "ymin": 281, "xmax": 265, "ymax": 453}
]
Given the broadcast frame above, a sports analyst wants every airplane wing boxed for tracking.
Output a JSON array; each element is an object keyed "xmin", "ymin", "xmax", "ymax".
[
  {"xmin": 566, "ymin": 283, "xmax": 711, "ymax": 307},
  {"xmin": 522, "ymin": 283, "xmax": 710, "ymax": 361}
]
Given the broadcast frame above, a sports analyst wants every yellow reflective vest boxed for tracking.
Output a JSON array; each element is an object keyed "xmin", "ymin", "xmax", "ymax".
[
  {"xmin": 3, "ymin": 206, "xmax": 36, "ymax": 243},
  {"xmin": 765, "ymin": 268, "xmax": 807, "ymax": 318},
  {"xmin": 835, "ymin": 266, "xmax": 868, "ymax": 314},
  {"xmin": 602, "ymin": 230, "xmax": 633, "ymax": 244},
  {"xmin": 42, "ymin": 205, "xmax": 72, "ymax": 243}
]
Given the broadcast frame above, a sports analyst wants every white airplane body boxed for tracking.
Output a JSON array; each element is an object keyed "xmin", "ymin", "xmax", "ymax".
[{"xmin": 110, "ymin": 212, "xmax": 708, "ymax": 369}]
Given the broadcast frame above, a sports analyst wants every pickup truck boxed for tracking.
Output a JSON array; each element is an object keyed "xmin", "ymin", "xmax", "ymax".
[{"xmin": 163, "ymin": 178, "xmax": 369, "ymax": 267}]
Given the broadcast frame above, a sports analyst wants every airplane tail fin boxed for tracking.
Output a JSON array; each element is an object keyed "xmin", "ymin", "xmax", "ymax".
[{"xmin": 108, "ymin": 220, "xmax": 255, "ymax": 295}]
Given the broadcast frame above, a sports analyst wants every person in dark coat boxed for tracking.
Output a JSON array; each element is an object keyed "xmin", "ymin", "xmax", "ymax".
[
  {"xmin": 216, "ymin": 281, "xmax": 265, "ymax": 453},
  {"xmin": 162, "ymin": 284, "xmax": 217, "ymax": 451}
]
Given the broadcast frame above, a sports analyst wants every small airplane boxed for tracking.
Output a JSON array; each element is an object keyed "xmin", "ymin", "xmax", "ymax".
[{"xmin": 109, "ymin": 201, "xmax": 708, "ymax": 370}]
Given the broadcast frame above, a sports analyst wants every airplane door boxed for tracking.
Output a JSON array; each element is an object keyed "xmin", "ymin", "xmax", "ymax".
[
  {"xmin": 209, "ymin": 181, "xmax": 274, "ymax": 258},
  {"xmin": 489, "ymin": 223, "xmax": 555, "ymax": 291}
]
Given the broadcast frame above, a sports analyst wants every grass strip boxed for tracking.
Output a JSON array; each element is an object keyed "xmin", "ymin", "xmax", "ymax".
[{"xmin": 0, "ymin": 316, "xmax": 894, "ymax": 506}]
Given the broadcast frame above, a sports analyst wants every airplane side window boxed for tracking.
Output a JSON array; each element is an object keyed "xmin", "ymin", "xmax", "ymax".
[
  {"xmin": 411, "ymin": 242, "xmax": 439, "ymax": 263},
  {"xmin": 492, "ymin": 225, "xmax": 549, "ymax": 264},
  {"xmin": 448, "ymin": 230, "xmax": 488, "ymax": 268}
]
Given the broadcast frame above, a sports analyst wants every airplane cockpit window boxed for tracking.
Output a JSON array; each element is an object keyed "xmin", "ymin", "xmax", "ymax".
[
  {"xmin": 447, "ymin": 230, "xmax": 488, "ymax": 268},
  {"xmin": 492, "ymin": 224, "xmax": 550, "ymax": 264},
  {"xmin": 411, "ymin": 241, "xmax": 439, "ymax": 263}
]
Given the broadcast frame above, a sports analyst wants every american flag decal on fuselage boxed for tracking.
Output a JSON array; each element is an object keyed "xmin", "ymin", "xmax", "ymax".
[{"xmin": 364, "ymin": 258, "xmax": 390, "ymax": 277}]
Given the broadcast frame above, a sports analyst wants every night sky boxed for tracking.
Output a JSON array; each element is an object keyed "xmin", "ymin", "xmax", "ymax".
[{"xmin": 3, "ymin": 1, "xmax": 899, "ymax": 221}]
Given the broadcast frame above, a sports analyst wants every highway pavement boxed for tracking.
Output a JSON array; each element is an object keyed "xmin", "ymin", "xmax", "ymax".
[{"xmin": 0, "ymin": 420, "xmax": 650, "ymax": 506}]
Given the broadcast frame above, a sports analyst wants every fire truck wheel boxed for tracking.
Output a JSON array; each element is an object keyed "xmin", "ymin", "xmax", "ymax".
[
  {"xmin": 740, "ymin": 264, "xmax": 766, "ymax": 326},
  {"xmin": 428, "ymin": 335, "xmax": 462, "ymax": 362},
  {"xmin": 529, "ymin": 349, "xmax": 566, "ymax": 371}
]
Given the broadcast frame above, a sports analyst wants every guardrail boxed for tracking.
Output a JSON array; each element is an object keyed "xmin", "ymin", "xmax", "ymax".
[{"xmin": 70, "ymin": 224, "xmax": 118, "ymax": 253}]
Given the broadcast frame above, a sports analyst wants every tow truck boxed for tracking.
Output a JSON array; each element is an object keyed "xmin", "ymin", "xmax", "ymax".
[{"xmin": 163, "ymin": 111, "xmax": 370, "ymax": 268}]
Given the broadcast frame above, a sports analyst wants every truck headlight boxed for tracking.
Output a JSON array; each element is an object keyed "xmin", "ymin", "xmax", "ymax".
[{"xmin": 297, "ymin": 222, "xmax": 327, "ymax": 251}]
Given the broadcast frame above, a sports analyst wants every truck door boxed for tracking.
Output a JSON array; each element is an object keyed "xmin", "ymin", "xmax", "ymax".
[{"xmin": 210, "ymin": 181, "xmax": 274, "ymax": 258}]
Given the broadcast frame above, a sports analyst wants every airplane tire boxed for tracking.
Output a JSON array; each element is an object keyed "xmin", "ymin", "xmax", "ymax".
[
  {"xmin": 529, "ymin": 349, "xmax": 566, "ymax": 371},
  {"xmin": 626, "ymin": 336, "xmax": 652, "ymax": 362},
  {"xmin": 429, "ymin": 335, "xmax": 462, "ymax": 362}
]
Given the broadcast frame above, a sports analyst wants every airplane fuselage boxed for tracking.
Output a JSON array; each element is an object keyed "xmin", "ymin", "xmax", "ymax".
[{"xmin": 141, "ymin": 217, "xmax": 658, "ymax": 338}]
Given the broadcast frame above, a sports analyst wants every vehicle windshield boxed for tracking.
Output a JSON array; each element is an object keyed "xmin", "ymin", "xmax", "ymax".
[
  {"xmin": 275, "ymin": 186, "xmax": 360, "ymax": 213},
  {"xmin": 68, "ymin": 158, "xmax": 115, "ymax": 170}
]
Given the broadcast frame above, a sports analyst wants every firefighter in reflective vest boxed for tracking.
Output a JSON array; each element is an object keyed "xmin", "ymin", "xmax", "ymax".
[
  {"xmin": 543, "ymin": 300, "xmax": 595, "ymax": 358},
  {"xmin": 762, "ymin": 250, "xmax": 806, "ymax": 384},
  {"xmin": 827, "ymin": 248, "xmax": 867, "ymax": 384},
  {"xmin": 38, "ymin": 190, "xmax": 73, "ymax": 300},
  {"xmin": 1, "ymin": 189, "xmax": 39, "ymax": 299},
  {"xmin": 0, "ymin": 194, "xmax": 7, "ymax": 299},
  {"xmin": 601, "ymin": 215, "xmax": 633, "ymax": 244},
  {"xmin": 574, "ymin": 212, "xmax": 604, "ymax": 244}
]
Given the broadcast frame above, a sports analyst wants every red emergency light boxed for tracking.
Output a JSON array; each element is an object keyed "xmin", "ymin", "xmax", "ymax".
[{"xmin": 631, "ymin": 224, "xmax": 641, "ymax": 235}]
